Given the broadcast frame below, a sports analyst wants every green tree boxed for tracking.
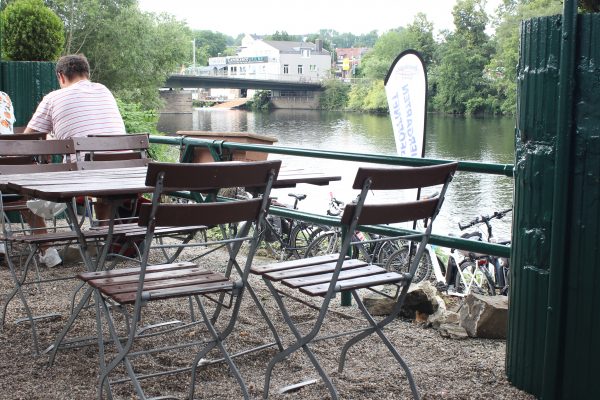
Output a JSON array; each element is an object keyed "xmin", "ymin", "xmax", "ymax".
[
  {"xmin": 360, "ymin": 14, "xmax": 437, "ymax": 80},
  {"xmin": 193, "ymin": 30, "xmax": 231, "ymax": 65},
  {"xmin": 486, "ymin": 0, "xmax": 563, "ymax": 114},
  {"xmin": 319, "ymin": 78, "xmax": 350, "ymax": 110},
  {"xmin": 44, "ymin": 0, "xmax": 135, "ymax": 55},
  {"xmin": 265, "ymin": 31, "xmax": 300, "ymax": 41},
  {"xmin": 88, "ymin": 8, "xmax": 191, "ymax": 109},
  {"xmin": 404, "ymin": 13, "xmax": 437, "ymax": 65},
  {"xmin": 360, "ymin": 29, "xmax": 408, "ymax": 80},
  {"xmin": 42, "ymin": 1, "xmax": 191, "ymax": 109},
  {"xmin": 2, "ymin": 0, "xmax": 64, "ymax": 61},
  {"xmin": 432, "ymin": 0, "xmax": 495, "ymax": 114}
]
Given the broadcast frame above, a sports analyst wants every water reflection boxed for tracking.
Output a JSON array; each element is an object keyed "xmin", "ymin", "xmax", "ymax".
[{"xmin": 157, "ymin": 108, "xmax": 515, "ymax": 238}]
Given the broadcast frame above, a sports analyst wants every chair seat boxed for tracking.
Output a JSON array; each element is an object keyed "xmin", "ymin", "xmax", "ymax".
[
  {"xmin": 78, "ymin": 261, "xmax": 234, "ymax": 304},
  {"xmin": 89, "ymin": 223, "xmax": 206, "ymax": 238},
  {"xmin": 11, "ymin": 224, "xmax": 206, "ymax": 245},
  {"xmin": 258, "ymin": 256, "xmax": 408, "ymax": 297}
]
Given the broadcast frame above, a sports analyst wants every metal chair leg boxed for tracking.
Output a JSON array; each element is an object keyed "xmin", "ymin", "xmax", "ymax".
[
  {"xmin": 189, "ymin": 294, "xmax": 250, "ymax": 400},
  {"xmin": 262, "ymin": 280, "xmax": 338, "ymax": 400},
  {"xmin": 337, "ymin": 290, "xmax": 419, "ymax": 399}
]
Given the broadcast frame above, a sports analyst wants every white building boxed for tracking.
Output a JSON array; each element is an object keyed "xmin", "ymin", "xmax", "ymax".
[{"xmin": 209, "ymin": 34, "xmax": 331, "ymax": 82}]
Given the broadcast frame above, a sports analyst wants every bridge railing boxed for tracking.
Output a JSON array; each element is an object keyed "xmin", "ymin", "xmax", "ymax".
[
  {"xmin": 176, "ymin": 68, "xmax": 325, "ymax": 84},
  {"xmin": 149, "ymin": 134, "xmax": 513, "ymax": 258}
]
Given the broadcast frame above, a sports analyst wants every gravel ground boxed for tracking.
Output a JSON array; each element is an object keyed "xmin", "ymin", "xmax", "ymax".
[{"xmin": 0, "ymin": 238, "xmax": 534, "ymax": 400}]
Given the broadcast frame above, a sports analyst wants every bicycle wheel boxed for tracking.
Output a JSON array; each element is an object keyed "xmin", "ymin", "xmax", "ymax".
[
  {"xmin": 374, "ymin": 239, "xmax": 403, "ymax": 267},
  {"xmin": 304, "ymin": 231, "xmax": 341, "ymax": 257},
  {"xmin": 454, "ymin": 261, "xmax": 495, "ymax": 295},
  {"xmin": 384, "ymin": 244, "xmax": 432, "ymax": 283},
  {"xmin": 288, "ymin": 222, "xmax": 325, "ymax": 259}
]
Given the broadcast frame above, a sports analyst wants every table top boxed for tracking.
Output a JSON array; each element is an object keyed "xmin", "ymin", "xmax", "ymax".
[{"xmin": 0, "ymin": 165, "xmax": 341, "ymax": 201}]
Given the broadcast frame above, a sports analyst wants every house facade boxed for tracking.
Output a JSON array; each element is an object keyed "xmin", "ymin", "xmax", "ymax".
[
  {"xmin": 209, "ymin": 34, "xmax": 331, "ymax": 81},
  {"xmin": 334, "ymin": 47, "xmax": 370, "ymax": 79},
  {"xmin": 207, "ymin": 34, "xmax": 331, "ymax": 108}
]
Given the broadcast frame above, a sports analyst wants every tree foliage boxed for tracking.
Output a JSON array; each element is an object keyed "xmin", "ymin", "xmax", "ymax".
[
  {"xmin": 432, "ymin": 0, "xmax": 495, "ymax": 114},
  {"xmin": 319, "ymin": 78, "xmax": 350, "ymax": 110},
  {"xmin": 42, "ymin": 1, "xmax": 191, "ymax": 109},
  {"xmin": 193, "ymin": 30, "xmax": 233, "ymax": 65},
  {"xmin": 1, "ymin": 0, "xmax": 64, "ymax": 61},
  {"xmin": 264, "ymin": 31, "xmax": 300, "ymax": 41},
  {"xmin": 485, "ymin": 0, "xmax": 563, "ymax": 114}
]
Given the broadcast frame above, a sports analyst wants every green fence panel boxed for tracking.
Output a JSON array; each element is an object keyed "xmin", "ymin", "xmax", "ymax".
[
  {"xmin": 0, "ymin": 61, "xmax": 58, "ymax": 127},
  {"xmin": 508, "ymin": 10, "xmax": 600, "ymax": 400},
  {"xmin": 559, "ymin": 13, "xmax": 600, "ymax": 400},
  {"xmin": 507, "ymin": 14, "xmax": 562, "ymax": 397}
]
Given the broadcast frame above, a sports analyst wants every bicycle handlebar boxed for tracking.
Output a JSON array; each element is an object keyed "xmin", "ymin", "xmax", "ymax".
[{"xmin": 458, "ymin": 208, "xmax": 512, "ymax": 230}]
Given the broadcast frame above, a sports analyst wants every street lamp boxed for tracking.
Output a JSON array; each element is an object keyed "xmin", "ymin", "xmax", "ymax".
[{"xmin": 191, "ymin": 39, "xmax": 196, "ymax": 69}]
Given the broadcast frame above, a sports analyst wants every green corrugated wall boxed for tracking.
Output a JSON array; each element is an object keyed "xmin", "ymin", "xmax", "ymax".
[
  {"xmin": 0, "ymin": 61, "xmax": 58, "ymax": 127},
  {"xmin": 508, "ymin": 12, "xmax": 600, "ymax": 399}
]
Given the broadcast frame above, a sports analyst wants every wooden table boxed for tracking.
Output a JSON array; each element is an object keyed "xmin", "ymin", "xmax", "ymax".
[{"xmin": 0, "ymin": 166, "xmax": 340, "ymax": 199}]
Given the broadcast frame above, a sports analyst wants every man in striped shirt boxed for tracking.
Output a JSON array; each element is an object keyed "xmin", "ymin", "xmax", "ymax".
[
  {"xmin": 23, "ymin": 54, "xmax": 126, "ymax": 267},
  {"xmin": 25, "ymin": 54, "xmax": 125, "ymax": 138}
]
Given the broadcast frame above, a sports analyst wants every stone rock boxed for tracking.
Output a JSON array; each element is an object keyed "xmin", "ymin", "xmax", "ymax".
[
  {"xmin": 362, "ymin": 281, "xmax": 445, "ymax": 319},
  {"xmin": 438, "ymin": 323, "xmax": 469, "ymax": 339},
  {"xmin": 428, "ymin": 310, "xmax": 459, "ymax": 330},
  {"xmin": 362, "ymin": 296, "xmax": 395, "ymax": 316},
  {"xmin": 459, "ymin": 293, "xmax": 508, "ymax": 339}
]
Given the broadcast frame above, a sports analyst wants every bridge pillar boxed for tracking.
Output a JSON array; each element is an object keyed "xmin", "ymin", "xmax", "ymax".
[
  {"xmin": 270, "ymin": 91, "xmax": 321, "ymax": 109},
  {"xmin": 159, "ymin": 89, "xmax": 193, "ymax": 113}
]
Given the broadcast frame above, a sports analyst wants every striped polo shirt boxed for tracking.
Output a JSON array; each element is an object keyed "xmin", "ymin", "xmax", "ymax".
[{"xmin": 27, "ymin": 80, "xmax": 126, "ymax": 139}]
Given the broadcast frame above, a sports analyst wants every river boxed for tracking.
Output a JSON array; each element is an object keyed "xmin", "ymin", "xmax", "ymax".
[{"xmin": 157, "ymin": 109, "xmax": 515, "ymax": 239}]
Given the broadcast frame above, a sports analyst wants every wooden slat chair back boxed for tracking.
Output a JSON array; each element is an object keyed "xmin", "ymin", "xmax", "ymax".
[
  {"xmin": 0, "ymin": 139, "xmax": 73, "ymax": 165},
  {"xmin": 76, "ymin": 160, "xmax": 281, "ymax": 399},
  {"xmin": 250, "ymin": 162, "xmax": 458, "ymax": 400},
  {"xmin": 72, "ymin": 134, "xmax": 149, "ymax": 161},
  {"xmin": 0, "ymin": 132, "xmax": 47, "ymax": 164},
  {"xmin": 76, "ymin": 158, "xmax": 150, "ymax": 170},
  {"xmin": 0, "ymin": 132, "xmax": 47, "ymax": 140}
]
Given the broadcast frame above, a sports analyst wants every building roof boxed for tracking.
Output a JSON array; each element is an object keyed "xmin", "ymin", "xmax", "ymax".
[
  {"xmin": 263, "ymin": 40, "xmax": 330, "ymax": 55},
  {"xmin": 335, "ymin": 47, "xmax": 370, "ymax": 60}
]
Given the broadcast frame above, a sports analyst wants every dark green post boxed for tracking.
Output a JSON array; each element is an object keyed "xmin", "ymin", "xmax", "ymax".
[{"xmin": 508, "ymin": 2, "xmax": 600, "ymax": 398}]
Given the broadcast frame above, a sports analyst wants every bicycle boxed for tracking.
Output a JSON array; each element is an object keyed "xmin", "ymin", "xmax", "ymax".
[
  {"xmin": 260, "ymin": 193, "xmax": 325, "ymax": 260},
  {"xmin": 445, "ymin": 208, "xmax": 512, "ymax": 296},
  {"xmin": 304, "ymin": 193, "xmax": 399, "ymax": 267}
]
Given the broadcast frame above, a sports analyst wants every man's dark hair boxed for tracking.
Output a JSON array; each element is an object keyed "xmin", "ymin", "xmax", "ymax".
[{"xmin": 55, "ymin": 54, "xmax": 90, "ymax": 80}]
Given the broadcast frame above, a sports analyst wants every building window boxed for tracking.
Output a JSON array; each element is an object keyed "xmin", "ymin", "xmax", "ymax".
[
  {"xmin": 310, "ymin": 65, "xmax": 316, "ymax": 71},
  {"xmin": 298, "ymin": 65, "xmax": 303, "ymax": 74},
  {"xmin": 283, "ymin": 64, "xmax": 289, "ymax": 74},
  {"xmin": 302, "ymin": 49, "xmax": 310, "ymax": 58}
]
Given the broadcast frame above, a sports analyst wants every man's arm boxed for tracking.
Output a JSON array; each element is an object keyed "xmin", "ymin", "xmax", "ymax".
[{"xmin": 23, "ymin": 127, "xmax": 39, "ymax": 133}]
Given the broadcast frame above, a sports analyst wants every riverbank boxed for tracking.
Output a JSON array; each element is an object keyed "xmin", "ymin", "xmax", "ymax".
[{"xmin": 0, "ymin": 245, "xmax": 532, "ymax": 399}]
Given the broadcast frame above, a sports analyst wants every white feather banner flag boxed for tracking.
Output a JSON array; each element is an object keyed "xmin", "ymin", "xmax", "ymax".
[{"xmin": 384, "ymin": 50, "xmax": 427, "ymax": 158}]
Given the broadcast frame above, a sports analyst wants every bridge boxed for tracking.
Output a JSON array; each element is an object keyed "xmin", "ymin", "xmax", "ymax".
[{"xmin": 164, "ymin": 72, "xmax": 325, "ymax": 91}]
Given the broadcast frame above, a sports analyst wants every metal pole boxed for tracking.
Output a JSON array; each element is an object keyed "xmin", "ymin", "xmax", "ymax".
[
  {"xmin": 542, "ymin": 0, "xmax": 578, "ymax": 398},
  {"xmin": 192, "ymin": 39, "xmax": 196, "ymax": 69}
]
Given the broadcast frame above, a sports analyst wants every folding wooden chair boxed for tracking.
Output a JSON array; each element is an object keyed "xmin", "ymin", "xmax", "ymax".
[
  {"xmin": 72, "ymin": 134, "xmax": 150, "ymax": 226},
  {"xmin": 0, "ymin": 139, "xmax": 77, "ymax": 354},
  {"xmin": 76, "ymin": 160, "xmax": 281, "ymax": 399},
  {"xmin": 251, "ymin": 162, "xmax": 458, "ymax": 399}
]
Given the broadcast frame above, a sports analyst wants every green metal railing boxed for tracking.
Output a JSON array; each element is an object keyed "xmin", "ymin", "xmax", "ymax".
[{"xmin": 149, "ymin": 135, "xmax": 513, "ymax": 258}]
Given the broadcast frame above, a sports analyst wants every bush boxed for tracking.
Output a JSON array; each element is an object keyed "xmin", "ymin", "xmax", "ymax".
[
  {"xmin": 245, "ymin": 90, "xmax": 271, "ymax": 110},
  {"xmin": 319, "ymin": 79, "xmax": 350, "ymax": 110},
  {"xmin": 2, "ymin": 0, "xmax": 64, "ymax": 61},
  {"xmin": 116, "ymin": 98, "xmax": 178, "ymax": 162}
]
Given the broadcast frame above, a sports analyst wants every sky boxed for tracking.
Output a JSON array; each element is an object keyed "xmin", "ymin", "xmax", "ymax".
[{"xmin": 138, "ymin": 0, "xmax": 503, "ymax": 38}]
